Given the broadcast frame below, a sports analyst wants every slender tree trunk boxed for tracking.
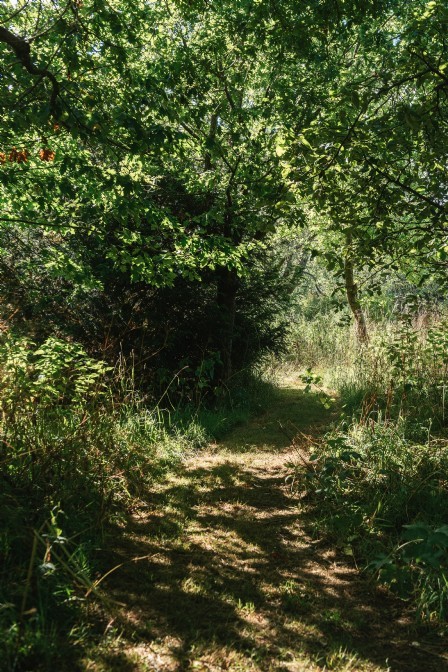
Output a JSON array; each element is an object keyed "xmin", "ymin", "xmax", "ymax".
[{"xmin": 344, "ymin": 232, "xmax": 368, "ymax": 343}]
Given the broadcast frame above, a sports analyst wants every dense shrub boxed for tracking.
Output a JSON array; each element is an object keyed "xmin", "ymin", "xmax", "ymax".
[
  {"xmin": 291, "ymin": 310, "xmax": 448, "ymax": 624},
  {"xmin": 0, "ymin": 334, "xmax": 210, "ymax": 670},
  {"xmin": 0, "ymin": 226, "xmax": 299, "ymax": 398},
  {"xmin": 297, "ymin": 418, "xmax": 448, "ymax": 623}
]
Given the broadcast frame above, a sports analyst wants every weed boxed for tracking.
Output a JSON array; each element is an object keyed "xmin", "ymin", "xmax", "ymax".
[
  {"xmin": 323, "ymin": 645, "xmax": 361, "ymax": 671},
  {"xmin": 0, "ymin": 333, "xmax": 280, "ymax": 670},
  {"xmin": 295, "ymin": 418, "xmax": 448, "ymax": 623}
]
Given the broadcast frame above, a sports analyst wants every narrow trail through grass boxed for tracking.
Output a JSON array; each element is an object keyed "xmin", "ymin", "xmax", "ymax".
[{"xmin": 89, "ymin": 375, "xmax": 448, "ymax": 672}]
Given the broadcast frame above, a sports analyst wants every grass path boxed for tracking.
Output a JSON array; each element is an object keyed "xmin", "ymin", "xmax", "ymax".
[{"xmin": 88, "ymin": 376, "xmax": 448, "ymax": 672}]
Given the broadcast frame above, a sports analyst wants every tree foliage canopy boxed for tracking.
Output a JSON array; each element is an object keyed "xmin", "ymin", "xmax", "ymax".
[{"xmin": 1, "ymin": 0, "xmax": 447, "ymax": 378}]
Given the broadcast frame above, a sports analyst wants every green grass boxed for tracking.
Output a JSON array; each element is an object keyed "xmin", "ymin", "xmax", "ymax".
[
  {"xmin": 169, "ymin": 372, "xmax": 277, "ymax": 441},
  {"xmin": 80, "ymin": 385, "xmax": 400, "ymax": 672},
  {"xmin": 3, "ymin": 314, "xmax": 448, "ymax": 670},
  {"xmin": 286, "ymin": 311, "xmax": 448, "ymax": 625},
  {"xmin": 293, "ymin": 410, "xmax": 448, "ymax": 624},
  {"xmin": 0, "ymin": 336, "xmax": 288, "ymax": 671},
  {"xmin": 220, "ymin": 381, "xmax": 335, "ymax": 453}
]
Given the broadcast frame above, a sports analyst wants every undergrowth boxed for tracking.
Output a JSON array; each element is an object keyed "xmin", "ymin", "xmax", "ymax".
[
  {"xmin": 0, "ymin": 334, "xmax": 273, "ymax": 671},
  {"xmin": 291, "ymin": 312, "xmax": 448, "ymax": 625},
  {"xmin": 299, "ymin": 419, "xmax": 448, "ymax": 623}
]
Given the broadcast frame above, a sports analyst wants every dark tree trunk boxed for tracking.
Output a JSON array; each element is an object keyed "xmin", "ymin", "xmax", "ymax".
[
  {"xmin": 207, "ymin": 113, "xmax": 240, "ymax": 382},
  {"xmin": 216, "ymin": 267, "xmax": 239, "ymax": 381},
  {"xmin": 204, "ymin": 113, "xmax": 218, "ymax": 171}
]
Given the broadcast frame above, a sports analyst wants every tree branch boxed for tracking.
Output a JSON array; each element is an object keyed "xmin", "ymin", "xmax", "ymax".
[
  {"xmin": 365, "ymin": 156, "xmax": 446, "ymax": 212},
  {"xmin": 0, "ymin": 25, "xmax": 60, "ymax": 115}
]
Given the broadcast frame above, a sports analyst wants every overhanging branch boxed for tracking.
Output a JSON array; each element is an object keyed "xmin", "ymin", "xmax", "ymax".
[{"xmin": 0, "ymin": 25, "xmax": 60, "ymax": 115}]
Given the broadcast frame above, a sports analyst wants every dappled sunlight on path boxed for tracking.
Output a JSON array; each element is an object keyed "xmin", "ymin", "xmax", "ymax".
[{"xmin": 86, "ymin": 383, "xmax": 448, "ymax": 672}]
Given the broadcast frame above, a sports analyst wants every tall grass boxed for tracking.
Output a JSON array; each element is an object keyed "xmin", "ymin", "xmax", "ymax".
[
  {"xmin": 289, "ymin": 311, "xmax": 448, "ymax": 426},
  {"xmin": 0, "ymin": 333, "xmax": 277, "ymax": 670},
  {"xmin": 289, "ymin": 311, "xmax": 448, "ymax": 624},
  {"xmin": 287, "ymin": 310, "xmax": 357, "ymax": 375},
  {"xmin": 0, "ymin": 335, "xmax": 214, "ymax": 670}
]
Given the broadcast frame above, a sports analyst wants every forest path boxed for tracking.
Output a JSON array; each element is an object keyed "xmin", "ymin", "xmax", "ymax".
[{"xmin": 92, "ymin": 375, "xmax": 448, "ymax": 672}]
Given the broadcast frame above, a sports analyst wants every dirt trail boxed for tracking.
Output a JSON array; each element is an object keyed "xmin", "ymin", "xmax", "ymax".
[{"xmin": 89, "ymin": 377, "xmax": 448, "ymax": 672}]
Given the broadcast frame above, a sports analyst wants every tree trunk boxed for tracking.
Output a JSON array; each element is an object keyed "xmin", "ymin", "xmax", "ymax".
[
  {"xmin": 206, "ymin": 110, "xmax": 240, "ymax": 382},
  {"xmin": 204, "ymin": 113, "xmax": 218, "ymax": 171},
  {"xmin": 344, "ymin": 233, "xmax": 368, "ymax": 343},
  {"xmin": 216, "ymin": 267, "xmax": 239, "ymax": 381}
]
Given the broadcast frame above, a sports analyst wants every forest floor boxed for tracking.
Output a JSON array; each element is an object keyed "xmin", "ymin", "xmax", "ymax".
[{"xmin": 85, "ymin": 374, "xmax": 448, "ymax": 672}]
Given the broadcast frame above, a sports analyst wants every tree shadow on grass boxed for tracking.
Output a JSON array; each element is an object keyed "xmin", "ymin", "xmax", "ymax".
[
  {"xmin": 220, "ymin": 385, "xmax": 334, "ymax": 454},
  {"xmin": 73, "ymin": 387, "xmax": 445, "ymax": 671},
  {"xmin": 89, "ymin": 448, "xmax": 448, "ymax": 672}
]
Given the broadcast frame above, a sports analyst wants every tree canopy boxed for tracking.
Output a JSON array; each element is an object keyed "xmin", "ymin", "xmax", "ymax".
[{"xmin": 1, "ymin": 0, "xmax": 447, "ymax": 377}]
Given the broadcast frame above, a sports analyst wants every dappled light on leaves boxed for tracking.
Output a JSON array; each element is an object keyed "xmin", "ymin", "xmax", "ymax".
[{"xmin": 0, "ymin": 0, "xmax": 447, "ymax": 668}]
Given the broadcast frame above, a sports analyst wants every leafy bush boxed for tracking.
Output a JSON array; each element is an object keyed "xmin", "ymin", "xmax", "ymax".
[
  {"xmin": 0, "ymin": 334, "xmax": 109, "ymax": 413},
  {"xmin": 0, "ymin": 225, "xmax": 299, "ymax": 398},
  {"xmin": 296, "ymin": 418, "xmax": 448, "ymax": 622},
  {"xmin": 0, "ymin": 334, "xmax": 212, "ymax": 670}
]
